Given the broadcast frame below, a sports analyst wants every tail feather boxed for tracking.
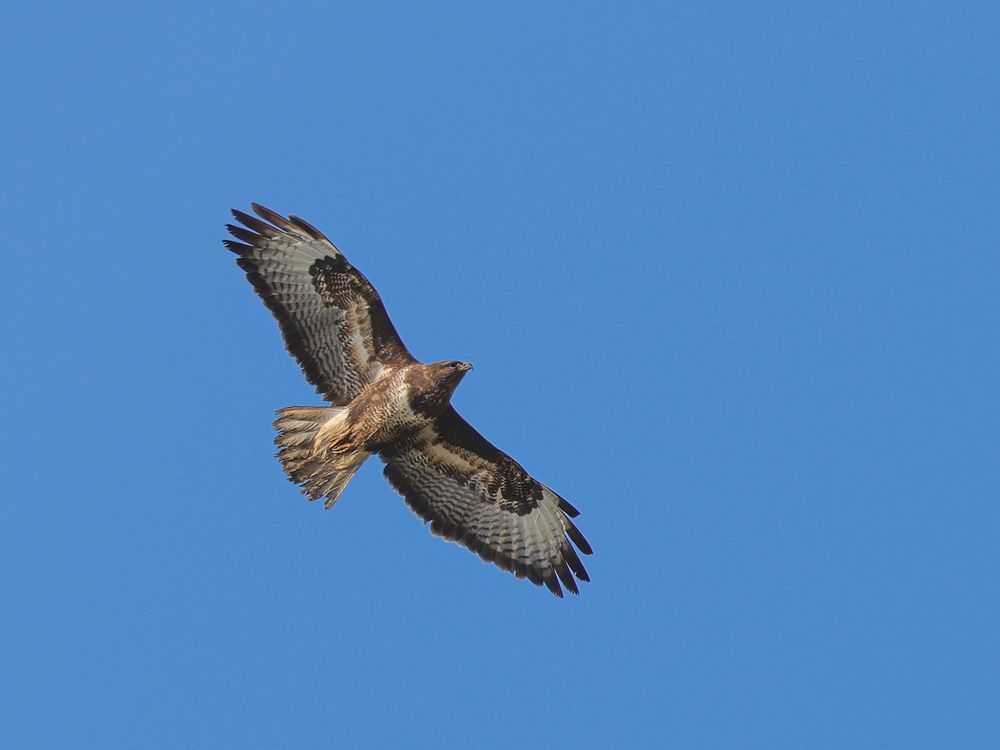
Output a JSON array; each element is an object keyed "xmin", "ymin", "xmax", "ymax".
[{"xmin": 273, "ymin": 406, "xmax": 370, "ymax": 508}]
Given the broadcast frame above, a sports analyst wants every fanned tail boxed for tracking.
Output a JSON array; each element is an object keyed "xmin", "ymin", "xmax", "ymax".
[{"xmin": 273, "ymin": 406, "xmax": 371, "ymax": 508}]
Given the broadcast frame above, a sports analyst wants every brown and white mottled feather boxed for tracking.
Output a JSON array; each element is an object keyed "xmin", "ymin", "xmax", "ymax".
[
  {"xmin": 224, "ymin": 203, "xmax": 415, "ymax": 405},
  {"xmin": 381, "ymin": 407, "xmax": 592, "ymax": 597},
  {"xmin": 225, "ymin": 205, "xmax": 592, "ymax": 597}
]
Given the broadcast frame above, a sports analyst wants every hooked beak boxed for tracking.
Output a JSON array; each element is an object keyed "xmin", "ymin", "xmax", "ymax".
[{"xmin": 459, "ymin": 362, "xmax": 473, "ymax": 373}]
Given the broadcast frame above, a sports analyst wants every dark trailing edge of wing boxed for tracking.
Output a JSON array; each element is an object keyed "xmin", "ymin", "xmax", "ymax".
[
  {"xmin": 557, "ymin": 496, "xmax": 581, "ymax": 518},
  {"xmin": 382, "ymin": 407, "xmax": 593, "ymax": 598},
  {"xmin": 224, "ymin": 257, "xmax": 340, "ymax": 400},
  {"xmin": 394, "ymin": 471, "xmax": 592, "ymax": 597}
]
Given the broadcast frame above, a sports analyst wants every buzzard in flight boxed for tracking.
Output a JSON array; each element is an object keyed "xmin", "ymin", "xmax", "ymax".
[{"xmin": 224, "ymin": 204, "xmax": 592, "ymax": 596}]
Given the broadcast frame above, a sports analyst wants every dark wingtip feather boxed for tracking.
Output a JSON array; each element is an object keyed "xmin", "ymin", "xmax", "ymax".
[
  {"xmin": 223, "ymin": 239, "xmax": 252, "ymax": 255},
  {"xmin": 250, "ymin": 202, "xmax": 297, "ymax": 232},
  {"xmin": 563, "ymin": 543, "xmax": 590, "ymax": 583},
  {"xmin": 232, "ymin": 208, "xmax": 282, "ymax": 238},
  {"xmin": 558, "ymin": 496, "xmax": 582, "ymax": 518},
  {"xmin": 226, "ymin": 224, "xmax": 261, "ymax": 246},
  {"xmin": 544, "ymin": 574, "xmax": 565, "ymax": 598},
  {"xmin": 288, "ymin": 214, "xmax": 329, "ymax": 241},
  {"xmin": 564, "ymin": 516, "xmax": 593, "ymax": 556},
  {"xmin": 230, "ymin": 207, "xmax": 253, "ymax": 224},
  {"xmin": 555, "ymin": 560, "xmax": 579, "ymax": 595}
]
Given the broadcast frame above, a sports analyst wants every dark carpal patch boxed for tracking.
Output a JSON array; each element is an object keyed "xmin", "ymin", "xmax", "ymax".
[
  {"xmin": 308, "ymin": 254, "xmax": 352, "ymax": 305},
  {"xmin": 309, "ymin": 256, "xmax": 411, "ymax": 366}
]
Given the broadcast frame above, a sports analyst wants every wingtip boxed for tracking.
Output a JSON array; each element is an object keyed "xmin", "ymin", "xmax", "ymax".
[
  {"xmin": 555, "ymin": 560, "xmax": 580, "ymax": 595},
  {"xmin": 563, "ymin": 516, "xmax": 593, "ymax": 556},
  {"xmin": 288, "ymin": 213, "xmax": 330, "ymax": 241},
  {"xmin": 544, "ymin": 576, "xmax": 565, "ymax": 598},
  {"xmin": 558, "ymin": 496, "xmax": 582, "ymax": 518},
  {"xmin": 250, "ymin": 202, "xmax": 287, "ymax": 227},
  {"xmin": 222, "ymin": 239, "xmax": 250, "ymax": 255}
]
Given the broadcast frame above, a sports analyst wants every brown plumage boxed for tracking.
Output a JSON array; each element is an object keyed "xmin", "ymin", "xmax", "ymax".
[{"xmin": 225, "ymin": 203, "xmax": 592, "ymax": 597}]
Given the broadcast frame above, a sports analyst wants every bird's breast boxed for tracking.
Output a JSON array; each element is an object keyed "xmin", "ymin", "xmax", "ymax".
[{"xmin": 352, "ymin": 369, "xmax": 435, "ymax": 451}]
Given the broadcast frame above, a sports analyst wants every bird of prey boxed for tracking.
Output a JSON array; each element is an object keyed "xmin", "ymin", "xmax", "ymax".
[{"xmin": 224, "ymin": 204, "xmax": 592, "ymax": 596}]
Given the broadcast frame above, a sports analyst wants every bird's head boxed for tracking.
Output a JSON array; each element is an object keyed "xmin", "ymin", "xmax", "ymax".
[
  {"xmin": 438, "ymin": 359, "xmax": 473, "ymax": 383},
  {"xmin": 429, "ymin": 359, "xmax": 473, "ymax": 397},
  {"xmin": 407, "ymin": 360, "xmax": 474, "ymax": 418}
]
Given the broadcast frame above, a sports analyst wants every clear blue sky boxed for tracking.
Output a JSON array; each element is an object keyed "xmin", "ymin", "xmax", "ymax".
[{"xmin": 3, "ymin": 2, "xmax": 998, "ymax": 747}]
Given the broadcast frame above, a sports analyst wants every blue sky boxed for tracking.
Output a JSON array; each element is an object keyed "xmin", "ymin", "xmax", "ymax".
[{"xmin": 3, "ymin": 2, "xmax": 998, "ymax": 747}]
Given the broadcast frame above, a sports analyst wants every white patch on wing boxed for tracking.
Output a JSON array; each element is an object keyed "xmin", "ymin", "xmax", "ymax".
[{"xmin": 424, "ymin": 439, "xmax": 479, "ymax": 478}]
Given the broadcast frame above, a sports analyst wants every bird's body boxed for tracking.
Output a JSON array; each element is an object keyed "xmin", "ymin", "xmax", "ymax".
[
  {"xmin": 273, "ymin": 361, "xmax": 471, "ymax": 507},
  {"xmin": 333, "ymin": 361, "xmax": 472, "ymax": 452},
  {"xmin": 224, "ymin": 204, "xmax": 592, "ymax": 596}
]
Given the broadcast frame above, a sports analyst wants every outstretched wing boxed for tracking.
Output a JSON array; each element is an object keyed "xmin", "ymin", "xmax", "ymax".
[
  {"xmin": 224, "ymin": 204, "xmax": 416, "ymax": 405},
  {"xmin": 380, "ymin": 407, "xmax": 592, "ymax": 597}
]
